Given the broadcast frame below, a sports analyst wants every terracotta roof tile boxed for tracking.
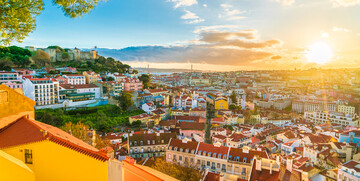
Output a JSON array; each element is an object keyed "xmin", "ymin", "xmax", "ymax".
[{"xmin": 0, "ymin": 116, "xmax": 108, "ymax": 161}]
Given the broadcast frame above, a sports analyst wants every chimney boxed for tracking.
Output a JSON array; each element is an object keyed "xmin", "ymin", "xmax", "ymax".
[
  {"xmin": 270, "ymin": 161, "xmax": 273, "ymax": 174},
  {"xmin": 256, "ymin": 157, "xmax": 262, "ymax": 171}
]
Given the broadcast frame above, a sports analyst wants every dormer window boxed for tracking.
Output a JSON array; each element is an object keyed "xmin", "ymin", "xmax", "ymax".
[
  {"xmin": 129, "ymin": 141, "xmax": 132, "ymax": 146},
  {"xmin": 185, "ymin": 148, "xmax": 189, "ymax": 153},
  {"xmin": 213, "ymin": 153, "xmax": 217, "ymax": 158},
  {"xmin": 134, "ymin": 141, "xmax": 137, "ymax": 146},
  {"xmin": 180, "ymin": 148, "xmax": 183, "ymax": 152},
  {"xmin": 223, "ymin": 155, "xmax": 227, "ymax": 159},
  {"xmin": 203, "ymin": 151, "xmax": 207, "ymax": 156},
  {"xmin": 208, "ymin": 152, "xmax": 212, "ymax": 157},
  {"xmin": 218, "ymin": 154, "xmax": 222, "ymax": 159},
  {"xmin": 243, "ymin": 158, "xmax": 247, "ymax": 162},
  {"xmin": 161, "ymin": 140, "xmax": 164, "ymax": 143},
  {"xmin": 174, "ymin": 147, "xmax": 178, "ymax": 151},
  {"xmin": 153, "ymin": 140, "xmax": 155, "ymax": 144},
  {"xmin": 147, "ymin": 140, "xmax": 150, "ymax": 144},
  {"xmin": 140, "ymin": 141, "xmax": 143, "ymax": 145},
  {"xmin": 199, "ymin": 151, "xmax": 202, "ymax": 155},
  {"xmin": 169, "ymin": 146, "xmax": 173, "ymax": 150}
]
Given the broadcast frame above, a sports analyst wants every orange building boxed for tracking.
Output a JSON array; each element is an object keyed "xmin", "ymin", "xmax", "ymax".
[{"xmin": 0, "ymin": 84, "xmax": 35, "ymax": 128}]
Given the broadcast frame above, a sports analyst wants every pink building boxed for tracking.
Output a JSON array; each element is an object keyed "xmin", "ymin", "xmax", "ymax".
[
  {"xmin": 122, "ymin": 78, "xmax": 143, "ymax": 92},
  {"xmin": 12, "ymin": 68, "xmax": 33, "ymax": 75},
  {"xmin": 63, "ymin": 74, "xmax": 86, "ymax": 85},
  {"xmin": 66, "ymin": 67, "xmax": 77, "ymax": 73},
  {"xmin": 0, "ymin": 71, "xmax": 19, "ymax": 83},
  {"xmin": 54, "ymin": 76, "xmax": 68, "ymax": 84},
  {"xmin": 2, "ymin": 81, "xmax": 22, "ymax": 89},
  {"xmin": 0, "ymin": 71, "xmax": 22, "ymax": 89},
  {"xmin": 179, "ymin": 122, "xmax": 205, "ymax": 138}
]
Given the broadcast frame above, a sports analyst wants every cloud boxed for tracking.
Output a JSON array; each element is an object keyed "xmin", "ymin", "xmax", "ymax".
[
  {"xmin": 181, "ymin": 10, "xmax": 199, "ymax": 19},
  {"xmin": 332, "ymin": 26, "xmax": 351, "ymax": 32},
  {"xmin": 219, "ymin": 4, "xmax": 247, "ymax": 21},
  {"xmin": 198, "ymin": 30, "xmax": 281, "ymax": 49},
  {"xmin": 271, "ymin": 55, "xmax": 282, "ymax": 59},
  {"xmin": 199, "ymin": 30, "xmax": 257, "ymax": 42},
  {"xmin": 181, "ymin": 10, "xmax": 204, "ymax": 24},
  {"xmin": 193, "ymin": 25, "xmax": 243, "ymax": 34},
  {"xmin": 203, "ymin": 4, "xmax": 207, "ymax": 7},
  {"xmin": 275, "ymin": 0, "xmax": 295, "ymax": 6},
  {"xmin": 331, "ymin": 0, "xmax": 360, "ymax": 7},
  {"xmin": 169, "ymin": 0, "xmax": 198, "ymax": 8},
  {"xmin": 95, "ymin": 29, "xmax": 282, "ymax": 67}
]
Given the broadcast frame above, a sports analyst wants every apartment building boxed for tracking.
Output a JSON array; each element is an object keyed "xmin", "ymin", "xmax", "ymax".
[
  {"xmin": 122, "ymin": 78, "xmax": 143, "ymax": 92},
  {"xmin": 63, "ymin": 74, "xmax": 86, "ymax": 85},
  {"xmin": 292, "ymin": 100, "xmax": 338, "ymax": 113},
  {"xmin": 166, "ymin": 139, "xmax": 268, "ymax": 180},
  {"xmin": 304, "ymin": 111, "xmax": 359, "ymax": 127},
  {"xmin": 338, "ymin": 104, "xmax": 356, "ymax": 115},
  {"xmin": 128, "ymin": 132, "xmax": 176, "ymax": 158},
  {"xmin": 83, "ymin": 71, "xmax": 101, "ymax": 84},
  {"xmin": 0, "ymin": 71, "xmax": 22, "ymax": 89},
  {"xmin": 59, "ymin": 84, "xmax": 101, "ymax": 102},
  {"xmin": 23, "ymin": 78, "xmax": 59, "ymax": 106},
  {"xmin": 97, "ymin": 81, "xmax": 124, "ymax": 96},
  {"xmin": 338, "ymin": 161, "xmax": 360, "ymax": 181}
]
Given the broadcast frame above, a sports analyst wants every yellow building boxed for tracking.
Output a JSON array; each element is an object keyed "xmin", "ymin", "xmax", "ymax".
[
  {"xmin": 0, "ymin": 150, "xmax": 35, "ymax": 181},
  {"xmin": 0, "ymin": 84, "xmax": 35, "ymax": 128},
  {"xmin": 83, "ymin": 71, "xmax": 101, "ymax": 84},
  {"xmin": 214, "ymin": 97, "xmax": 229, "ymax": 110},
  {"xmin": 0, "ymin": 116, "xmax": 110, "ymax": 181}
]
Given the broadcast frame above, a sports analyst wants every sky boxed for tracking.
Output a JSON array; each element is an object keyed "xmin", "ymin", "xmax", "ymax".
[{"xmin": 16, "ymin": 0, "xmax": 360, "ymax": 71}]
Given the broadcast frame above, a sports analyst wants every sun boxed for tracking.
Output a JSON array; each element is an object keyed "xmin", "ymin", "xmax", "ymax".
[{"xmin": 305, "ymin": 42, "xmax": 333, "ymax": 64}]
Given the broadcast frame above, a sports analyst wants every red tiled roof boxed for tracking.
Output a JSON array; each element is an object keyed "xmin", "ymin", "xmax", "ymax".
[
  {"xmin": 204, "ymin": 172, "xmax": 220, "ymax": 181},
  {"xmin": 196, "ymin": 142, "xmax": 229, "ymax": 156},
  {"xmin": 213, "ymin": 135, "xmax": 227, "ymax": 140},
  {"xmin": 250, "ymin": 161, "xmax": 281, "ymax": 181},
  {"xmin": 0, "ymin": 116, "xmax": 109, "ymax": 161},
  {"xmin": 228, "ymin": 148, "xmax": 268, "ymax": 163},
  {"xmin": 179, "ymin": 122, "xmax": 205, "ymax": 130},
  {"xmin": 168, "ymin": 138, "xmax": 199, "ymax": 152}
]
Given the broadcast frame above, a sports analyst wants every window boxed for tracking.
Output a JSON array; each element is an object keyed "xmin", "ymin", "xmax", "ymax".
[
  {"xmin": 217, "ymin": 163, "xmax": 220, "ymax": 168},
  {"xmin": 179, "ymin": 156, "xmax": 182, "ymax": 161},
  {"xmin": 25, "ymin": 149, "xmax": 33, "ymax": 164},
  {"xmin": 207, "ymin": 161, "xmax": 210, "ymax": 166}
]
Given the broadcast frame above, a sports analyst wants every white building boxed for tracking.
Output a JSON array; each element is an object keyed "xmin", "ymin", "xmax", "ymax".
[
  {"xmin": 23, "ymin": 78, "xmax": 59, "ymax": 106},
  {"xmin": 338, "ymin": 161, "xmax": 360, "ymax": 181},
  {"xmin": 338, "ymin": 105, "xmax": 356, "ymax": 115},
  {"xmin": 304, "ymin": 111, "xmax": 359, "ymax": 127},
  {"xmin": 63, "ymin": 74, "xmax": 86, "ymax": 85}
]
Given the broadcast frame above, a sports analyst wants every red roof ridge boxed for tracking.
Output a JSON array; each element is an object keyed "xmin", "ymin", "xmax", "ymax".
[{"xmin": 0, "ymin": 116, "xmax": 109, "ymax": 162}]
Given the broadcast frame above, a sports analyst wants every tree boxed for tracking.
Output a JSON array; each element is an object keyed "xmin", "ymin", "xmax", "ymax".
[
  {"xmin": 230, "ymin": 91, "xmax": 237, "ymax": 104},
  {"xmin": 0, "ymin": 57, "xmax": 14, "ymax": 70},
  {"xmin": 107, "ymin": 77, "xmax": 115, "ymax": 81},
  {"xmin": 131, "ymin": 120, "xmax": 142, "ymax": 128},
  {"xmin": 61, "ymin": 121, "xmax": 92, "ymax": 144},
  {"xmin": 62, "ymin": 52, "xmax": 70, "ymax": 61},
  {"xmin": 0, "ymin": 46, "xmax": 32, "ymax": 67},
  {"xmin": 151, "ymin": 158, "xmax": 202, "ymax": 181},
  {"xmin": 0, "ymin": 0, "xmax": 105, "ymax": 45},
  {"xmin": 139, "ymin": 74, "xmax": 150, "ymax": 89},
  {"xmin": 118, "ymin": 93, "xmax": 134, "ymax": 111},
  {"xmin": 32, "ymin": 49, "xmax": 51, "ymax": 67}
]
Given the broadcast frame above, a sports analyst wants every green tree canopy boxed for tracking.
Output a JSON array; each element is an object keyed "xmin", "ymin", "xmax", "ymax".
[
  {"xmin": 117, "ymin": 93, "xmax": 134, "ymax": 111},
  {"xmin": 139, "ymin": 74, "xmax": 150, "ymax": 89},
  {"xmin": 32, "ymin": 49, "xmax": 51, "ymax": 67},
  {"xmin": 0, "ymin": 0, "xmax": 105, "ymax": 45},
  {"xmin": 0, "ymin": 46, "xmax": 32, "ymax": 67}
]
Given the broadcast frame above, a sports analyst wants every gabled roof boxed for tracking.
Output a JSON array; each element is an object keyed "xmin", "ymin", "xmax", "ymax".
[{"xmin": 0, "ymin": 116, "xmax": 108, "ymax": 161}]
